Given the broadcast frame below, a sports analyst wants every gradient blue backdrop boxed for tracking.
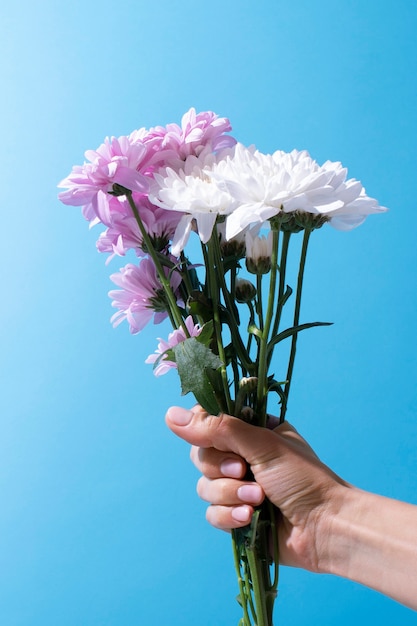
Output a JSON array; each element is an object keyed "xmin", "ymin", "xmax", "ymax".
[{"xmin": 1, "ymin": 1, "xmax": 417, "ymax": 624}]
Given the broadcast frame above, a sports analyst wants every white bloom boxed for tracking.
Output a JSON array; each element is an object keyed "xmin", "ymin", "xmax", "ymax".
[
  {"xmin": 312, "ymin": 160, "xmax": 385, "ymax": 230},
  {"xmin": 150, "ymin": 148, "xmax": 237, "ymax": 254},
  {"xmin": 208, "ymin": 144, "xmax": 332, "ymax": 239},
  {"xmin": 151, "ymin": 143, "xmax": 387, "ymax": 253},
  {"xmin": 212, "ymin": 144, "xmax": 386, "ymax": 239}
]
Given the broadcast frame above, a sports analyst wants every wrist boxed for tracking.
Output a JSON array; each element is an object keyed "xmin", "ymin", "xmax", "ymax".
[
  {"xmin": 315, "ymin": 483, "xmax": 417, "ymax": 609},
  {"xmin": 313, "ymin": 482, "xmax": 358, "ymax": 576}
]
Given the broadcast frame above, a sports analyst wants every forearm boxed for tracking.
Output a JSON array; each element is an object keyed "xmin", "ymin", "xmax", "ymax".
[{"xmin": 320, "ymin": 485, "xmax": 417, "ymax": 610}]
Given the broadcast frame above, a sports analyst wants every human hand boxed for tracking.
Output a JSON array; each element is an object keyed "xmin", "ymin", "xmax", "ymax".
[{"xmin": 165, "ymin": 405, "xmax": 349, "ymax": 573}]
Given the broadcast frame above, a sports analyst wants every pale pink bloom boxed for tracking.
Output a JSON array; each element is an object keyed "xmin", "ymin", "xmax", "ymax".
[
  {"xmin": 109, "ymin": 257, "xmax": 184, "ymax": 334},
  {"xmin": 86, "ymin": 192, "xmax": 129, "ymax": 228},
  {"xmin": 129, "ymin": 108, "xmax": 236, "ymax": 173},
  {"xmin": 58, "ymin": 135, "xmax": 149, "ymax": 221},
  {"xmin": 58, "ymin": 109, "xmax": 235, "ymax": 249},
  {"xmin": 145, "ymin": 315, "xmax": 202, "ymax": 376},
  {"xmin": 97, "ymin": 196, "xmax": 183, "ymax": 262},
  {"xmin": 168, "ymin": 108, "xmax": 236, "ymax": 158}
]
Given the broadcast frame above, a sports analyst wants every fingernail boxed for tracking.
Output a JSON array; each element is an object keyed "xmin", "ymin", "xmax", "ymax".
[
  {"xmin": 237, "ymin": 484, "xmax": 263, "ymax": 504},
  {"xmin": 220, "ymin": 459, "xmax": 244, "ymax": 478},
  {"xmin": 167, "ymin": 406, "xmax": 193, "ymax": 426},
  {"xmin": 231, "ymin": 505, "xmax": 251, "ymax": 523}
]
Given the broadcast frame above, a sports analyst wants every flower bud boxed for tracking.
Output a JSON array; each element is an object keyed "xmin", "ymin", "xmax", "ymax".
[
  {"xmin": 294, "ymin": 211, "xmax": 328, "ymax": 231},
  {"xmin": 245, "ymin": 231, "xmax": 273, "ymax": 274},
  {"xmin": 220, "ymin": 238, "xmax": 246, "ymax": 260},
  {"xmin": 238, "ymin": 376, "xmax": 258, "ymax": 392},
  {"xmin": 279, "ymin": 214, "xmax": 304, "ymax": 233},
  {"xmin": 280, "ymin": 211, "xmax": 329, "ymax": 232},
  {"xmin": 219, "ymin": 228, "xmax": 246, "ymax": 260},
  {"xmin": 235, "ymin": 278, "xmax": 257, "ymax": 303},
  {"xmin": 239, "ymin": 406, "xmax": 255, "ymax": 423}
]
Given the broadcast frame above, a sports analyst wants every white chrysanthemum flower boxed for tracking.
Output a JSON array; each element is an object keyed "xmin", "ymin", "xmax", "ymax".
[
  {"xmin": 211, "ymin": 144, "xmax": 386, "ymax": 239},
  {"xmin": 150, "ymin": 148, "xmax": 238, "ymax": 254},
  {"xmin": 151, "ymin": 143, "xmax": 386, "ymax": 253}
]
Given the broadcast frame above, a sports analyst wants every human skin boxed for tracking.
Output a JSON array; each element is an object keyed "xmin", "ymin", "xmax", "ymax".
[{"xmin": 165, "ymin": 405, "xmax": 417, "ymax": 611}]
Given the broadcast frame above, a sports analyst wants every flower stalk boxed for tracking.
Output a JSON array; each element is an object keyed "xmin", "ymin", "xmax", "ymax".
[
  {"xmin": 280, "ymin": 227, "xmax": 311, "ymax": 424},
  {"xmin": 125, "ymin": 191, "xmax": 189, "ymax": 336},
  {"xmin": 256, "ymin": 228, "xmax": 280, "ymax": 428},
  {"xmin": 207, "ymin": 234, "xmax": 233, "ymax": 415}
]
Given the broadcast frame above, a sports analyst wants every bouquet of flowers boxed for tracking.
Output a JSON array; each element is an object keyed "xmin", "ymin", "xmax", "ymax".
[{"xmin": 58, "ymin": 108, "xmax": 386, "ymax": 625}]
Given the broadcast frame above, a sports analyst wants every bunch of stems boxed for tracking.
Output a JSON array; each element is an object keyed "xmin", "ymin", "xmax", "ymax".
[{"xmin": 127, "ymin": 191, "xmax": 316, "ymax": 626}]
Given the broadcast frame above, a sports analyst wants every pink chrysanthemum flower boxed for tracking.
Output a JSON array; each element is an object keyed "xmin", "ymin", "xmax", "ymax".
[
  {"xmin": 97, "ymin": 195, "xmax": 183, "ymax": 263},
  {"xmin": 145, "ymin": 315, "xmax": 203, "ymax": 376},
  {"xmin": 129, "ymin": 108, "xmax": 236, "ymax": 173},
  {"xmin": 164, "ymin": 108, "xmax": 237, "ymax": 159},
  {"xmin": 58, "ymin": 135, "xmax": 149, "ymax": 221},
  {"xmin": 58, "ymin": 109, "xmax": 236, "ymax": 254},
  {"xmin": 109, "ymin": 257, "xmax": 184, "ymax": 334}
]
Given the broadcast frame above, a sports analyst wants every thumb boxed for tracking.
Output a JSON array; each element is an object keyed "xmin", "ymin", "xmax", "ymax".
[{"xmin": 165, "ymin": 405, "xmax": 280, "ymax": 467}]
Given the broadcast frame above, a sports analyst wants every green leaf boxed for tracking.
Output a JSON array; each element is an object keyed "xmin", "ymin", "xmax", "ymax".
[
  {"xmin": 267, "ymin": 321, "xmax": 333, "ymax": 353},
  {"xmin": 186, "ymin": 291, "xmax": 213, "ymax": 322},
  {"xmin": 268, "ymin": 380, "xmax": 287, "ymax": 406},
  {"xmin": 278, "ymin": 284, "xmax": 293, "ymax": 307},
  {"xmin": 173, "ymin": 338, "xmax": 223, "ymax": 415},
  {"xmin": 195, "ymin": 320, "xmax": 214, "ymax": 347}
]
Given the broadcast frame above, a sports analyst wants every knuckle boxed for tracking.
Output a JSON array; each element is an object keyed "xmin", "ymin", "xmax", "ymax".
[
  {"xmin": 190, "ymin": 445, "xmax": 199, "ymax": 466},
  {"xmin": 196, "ymin": 476, "xmax": 207, "ymax": 499},
  {"xmin": 205, "ymin": 506, "xmax": 215, "ymax": 526},
  {"xmin": 218, "ymin": 479, "xmax": 230, "ymax": 501},
  {"xmin": 205, "ymin": 505, "xmax": 225, "ymax": 530},
  {"xmin": 205, "ymin": 412, "xmax": 234, "ymax": 451}
]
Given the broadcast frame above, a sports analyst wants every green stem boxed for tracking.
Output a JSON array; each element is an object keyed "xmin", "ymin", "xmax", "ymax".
[
  {"xmin": 212, "ymin": 231, "xmax": 253, "ymax": 372},
  {"xmin": 246, "ymin": 544, "xmax": 270, "ymax": 626},
  {"xmin": 126, "ymin": 193, "xmax": 187, "ymax": 334},
  {"xmin": 231, "ymin": 531, "xmax": 252, "ymax": 626},
  {"xmin": 256, "ymin": 229, "xmax": 279, "ymax": 427},
  {"xmin": 207, "ymin": 235, "xmax": 232, "ymax": 414},
  {"xmin": 269, "ymin": 500, "xmax": 280, "ymax": 593},
  {"xmin": 279, "ymin": 227, "xmax": 311, "ymax": 423},
  {"xmin": 200, "ymin": 240, "xmax": 211, "ymax": 295},
  {"xmin": 212, "ymin": 232, "xmax": 239, "ymax": 326},
  {"xmin": 246, "ymin": 301, "xmax": 256, "ymax": 363},
  {"xmin": 230, "ymin": 265, "xmax": 237, "ymax": 304},
  {"xmin": 242, "ymin": 558, "xmax": 257, "ymax": 623},
  {"xmin": 221, "ymin": 307, "xmax": 255, "ymax": 374},
  {"xmin": 179, "ymin": 252, "xmax": 195, "ymax": 296},
  {"xmin": 231, "ymin": 356, "xmax": 241, "ymax": 399},
  {"xmin": 271, "ymin": 230, "xmax": 291, "ymax": 342},
  {"xmin": 256, "ymin": 274, "xmax": 264, "ymax": 331}
]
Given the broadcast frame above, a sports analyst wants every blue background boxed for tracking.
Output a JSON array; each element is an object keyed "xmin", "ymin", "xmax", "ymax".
[{"xmin": 1, "ymin": 1, "xmax": 417, "ymax": 624}]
